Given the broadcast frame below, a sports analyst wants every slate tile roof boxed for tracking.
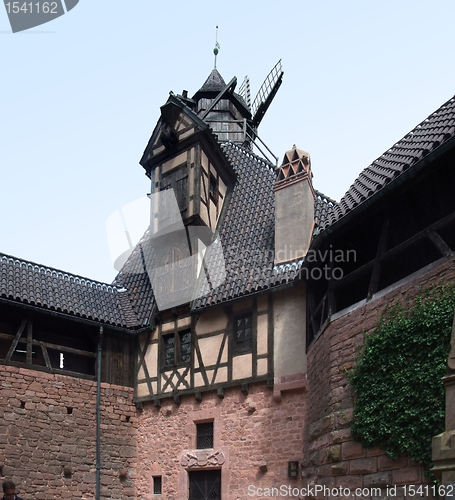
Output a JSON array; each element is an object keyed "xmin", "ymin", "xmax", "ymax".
[
  {"xmin": 0, "ymin": 253, "xmax": 135, "ymax": 328},
  {"xmin": 112, "ymin": 228, "xmax": 155, "ymax": 327},
  {"xmin": 316, "ymin": 94, "xmax": 455, "ymax": 231},
  {"xmin": 314, "ymin": 190, "xmax": 338, "ymax": 231},
  {"xmin": 195, "ymin": 69, "xmax": 226, "ymax": 94}
]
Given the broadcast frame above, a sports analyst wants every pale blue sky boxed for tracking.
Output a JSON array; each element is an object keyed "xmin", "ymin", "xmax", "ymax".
[{"xmin": 2, "ymin": 0, "xmax": 455, "ymax": 284}]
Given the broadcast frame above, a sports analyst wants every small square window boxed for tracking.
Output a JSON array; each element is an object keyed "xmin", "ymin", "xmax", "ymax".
[
  {"xmin": 235, "ymin": 315, "xmax": 253, "ymax": 352},
  {"xmin": 153, "ymin": 475, "xmax": 162, "ymax": 495},
  {"xmin": 288, "ymin": 461, "xmax": 299, "ymax": 478},
  {"xmin": 196, "ymin": 422, "xmax": 213, "ymax": 449}
]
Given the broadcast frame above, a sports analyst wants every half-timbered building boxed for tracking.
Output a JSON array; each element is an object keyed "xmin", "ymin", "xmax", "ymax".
[{"xmin": 1, "ymin": 62, "xmax": 455, "ymax": 499}]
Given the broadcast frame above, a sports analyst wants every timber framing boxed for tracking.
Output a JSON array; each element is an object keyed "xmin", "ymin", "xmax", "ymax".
[
  {"xmin": 307, "ymin": 144, "xmax": 455, "ymax": 346},
  {"xmin": 0, "ymin": 303, "xmax": 135, "ymax": 386},
  {"xmin": 134, "ymin": 295, "xmax": 274, "ymax": 403}
]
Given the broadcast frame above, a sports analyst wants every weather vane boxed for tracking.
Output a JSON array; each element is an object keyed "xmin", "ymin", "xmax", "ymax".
[{"xmin": 213, "ymin": 25, "xmax": 220, "ymax": 69}]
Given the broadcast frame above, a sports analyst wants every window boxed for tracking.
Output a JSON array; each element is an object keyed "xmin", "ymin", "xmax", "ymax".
[
  {"xmin": 153, "ymin": 476, "xmax": 162, "ymax": 495},
  {"xmin": 179, "ymin": 330, "xmax": 191, "ymax": 364},
  {"xmin": 235, "ymin": 314, "xmax": 253, "ymax": 352},
  {"xmin": 196, "ymin": 422, "xmax": 213, "ymax": 449},
  {"xmin": 162, "ymin": 329, "xmax": 191, "ymax": 368},
  {"xmin": 209, "ymin": 174, "xmax": 218, "ymax": 202},
  {"xmin": 163, "ymin": 334, "xmax": 175, "ymax": 367},
  {"xmin": 288, "ymin": 461, "xmax": 299, "ymax": 478}
]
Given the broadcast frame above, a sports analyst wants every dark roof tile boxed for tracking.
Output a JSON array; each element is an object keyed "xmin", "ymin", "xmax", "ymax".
[{"xmin": 0, "ymin": 253, "xmax": 133, "ymax": 327}]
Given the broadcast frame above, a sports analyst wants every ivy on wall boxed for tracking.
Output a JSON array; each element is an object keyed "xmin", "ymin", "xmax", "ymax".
[{"xmin": 348, "ymin": 284, "xmax": 455, "ymax": 474}]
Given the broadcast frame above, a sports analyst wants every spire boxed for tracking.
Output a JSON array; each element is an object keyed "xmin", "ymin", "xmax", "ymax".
[
  {"xmin": 196, "ymin": 69, "xmax": 226, "ymax": 95},
  {"xmin": 213, "ymin": 25, "xmax": 220, "ymax": 69}
]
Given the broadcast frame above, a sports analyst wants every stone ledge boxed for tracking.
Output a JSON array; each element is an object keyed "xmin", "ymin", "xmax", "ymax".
[{"xmin": 273, "ymin": 373, "xmax": 307, "ymax": 402}]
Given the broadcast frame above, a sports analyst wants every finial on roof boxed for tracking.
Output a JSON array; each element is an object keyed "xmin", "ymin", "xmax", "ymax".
[{"xmin": 213, "ymin": 25, "xmax": 220, "ymax": 69}]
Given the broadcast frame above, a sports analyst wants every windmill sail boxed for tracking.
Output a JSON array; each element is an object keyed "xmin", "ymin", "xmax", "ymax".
[
  {"xmin": 251, "ymin": 60, "xmax": 284, "ymax": 127},
  {"xmin": 238, "ymin": 75, "xmax": 252, "ymax": 111}
]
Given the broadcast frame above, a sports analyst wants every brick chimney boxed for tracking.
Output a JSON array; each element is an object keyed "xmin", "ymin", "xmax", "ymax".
[{"xmin": 274, "ymin": 145, "xmax": 315, "ymax": 265}]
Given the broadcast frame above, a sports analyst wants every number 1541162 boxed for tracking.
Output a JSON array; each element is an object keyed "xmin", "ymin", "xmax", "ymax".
[{"xmin": 5, "ymin": 2, "xmax": 58, "ymax": 14}]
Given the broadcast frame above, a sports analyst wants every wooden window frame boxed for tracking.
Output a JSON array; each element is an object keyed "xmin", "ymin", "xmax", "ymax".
[
  {"xmin": 161, "ymin": 328, "xmax": 192, "ymax": 370},
  {"xmin": 233, "ymin": 313, "xmax": 253, "ymax": 354}
]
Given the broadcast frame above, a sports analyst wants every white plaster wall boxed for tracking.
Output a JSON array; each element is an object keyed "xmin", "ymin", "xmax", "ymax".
[{"xmin": 273, "ymin": 283, "xmax": 307, "ymax": 377}]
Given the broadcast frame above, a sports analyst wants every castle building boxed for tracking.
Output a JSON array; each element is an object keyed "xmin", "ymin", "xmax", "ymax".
[{"xmin": 1, "ymin": 62, "xmax": 455, "ymax": 500}]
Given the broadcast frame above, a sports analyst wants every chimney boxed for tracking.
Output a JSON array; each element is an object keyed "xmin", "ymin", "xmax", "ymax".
[{"xmin": 274, "ymin": 145, "xmax": 315, "ymax": 265}]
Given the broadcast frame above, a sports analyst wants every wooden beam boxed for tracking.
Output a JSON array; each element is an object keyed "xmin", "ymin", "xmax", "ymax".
[
  {"xmin": 36, "ymin": 341, "xmax": 96, "ymax": 358},
  {"xmin": 5, "ymin": 319, "xmax": 27, "ymax": 362},
  {"xmin": 40, "ymin": 342, "xmax": 52, "ymax": 370},
  {"xmin": 200, "ymin": 77, "xmax": 237, "ymax": 120},
  {"xmin": 427, "ymin": 230, "xmax": 453, "ymax": 257},
  {"xmin": 367, "ymin": 215, "xmax": 390, "ymax": 299},
  {"xmin": 26, "ymin": 320, "xmax": 33, "ymax": 365}
]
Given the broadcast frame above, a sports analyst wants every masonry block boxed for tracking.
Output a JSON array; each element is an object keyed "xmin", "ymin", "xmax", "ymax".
[
  {"xmin": 378, "ymin": 454, "xmax": 408, "ymax": 471},
  {"xmin": 364, "ymin": 471, "xmax": 392, "ymax": 488},
  {"xmin": 350, "ymin": 457, "xmax": 377, "ymax": 474},
  {"xmin": 392, "ymin": 467, "xmax": 421, "ymax": 485},
  {"xmin": 342, "ymin": 440, "xmax": 365, "ymax": 460},
  {"xmin": 335, "ymin": 474, "xmax": 363, "ymax": 490},
  {"xmin": 330, "ymin": 428, "xmax": 352, "ymax": 444},
  {"xmin": 327, "ymin": 445, "xmax": 341, "ymax": 463},
  {"xmin": 331, "ymin": 462, "xmax": 349, "ymax": 476}
]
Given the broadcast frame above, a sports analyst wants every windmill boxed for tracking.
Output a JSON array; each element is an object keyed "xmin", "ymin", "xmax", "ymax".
[{"xmin": 192, "ymin": 50, "xmax": 284, "ymax": 164}]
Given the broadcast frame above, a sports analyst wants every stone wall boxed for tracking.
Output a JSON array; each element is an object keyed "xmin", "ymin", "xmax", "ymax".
[
  {"xmin": 304, "ymin": 257, "xmax": 455, "ymax": 499},
  {"xmin": 135, "ymin": 382, "xmax": 306, "ymax": 500},
  {"xmin": 0, "ymin": 365, "xmax": 137, "ymax": 500}
]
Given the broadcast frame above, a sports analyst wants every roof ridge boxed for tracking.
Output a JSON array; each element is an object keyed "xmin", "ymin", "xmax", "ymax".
[
  {"xmin": 314, "ymin": 189, "xmax": 338, "ymax": 205},
  {"xmin": 222, "ymin": 141, "xmax": 276, "ymax": 172}
]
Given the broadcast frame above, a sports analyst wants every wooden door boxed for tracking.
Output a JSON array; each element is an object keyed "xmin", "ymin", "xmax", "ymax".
[{"xmin": 188, "ymin": 470, "xmax": 221, "ymax": 500}]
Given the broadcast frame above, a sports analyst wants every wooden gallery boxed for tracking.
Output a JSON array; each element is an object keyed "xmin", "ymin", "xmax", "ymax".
[{"xmin": 1, "ymin": 63, "xmax": 455, "ymax": 499}]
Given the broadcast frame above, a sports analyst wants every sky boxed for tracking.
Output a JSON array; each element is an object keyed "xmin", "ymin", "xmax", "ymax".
[{"xmin": 2, "ymin": 0, "xmax": 455, "ymax": 284}]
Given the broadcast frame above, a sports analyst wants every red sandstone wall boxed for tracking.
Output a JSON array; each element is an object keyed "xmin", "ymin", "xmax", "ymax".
[
  {"xmin": 0, "ymin": 365, "xmax": 137, "ymax": 500},
  {"xmin": 136, "ymin": 383, "xmax": 306, "ymax": 500},
  {"xmin": 304, "ymin": 258, "xmax": 455, "ymax": 499}
]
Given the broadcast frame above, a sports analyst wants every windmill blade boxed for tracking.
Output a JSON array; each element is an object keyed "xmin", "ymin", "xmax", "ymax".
[
  {"xmin": 252, "ymin": 59, "xmax": 284, "ymax": 127},
  {"xmin": 238, "ymin": 75, "xmax": 251, "ymax": 110}
]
